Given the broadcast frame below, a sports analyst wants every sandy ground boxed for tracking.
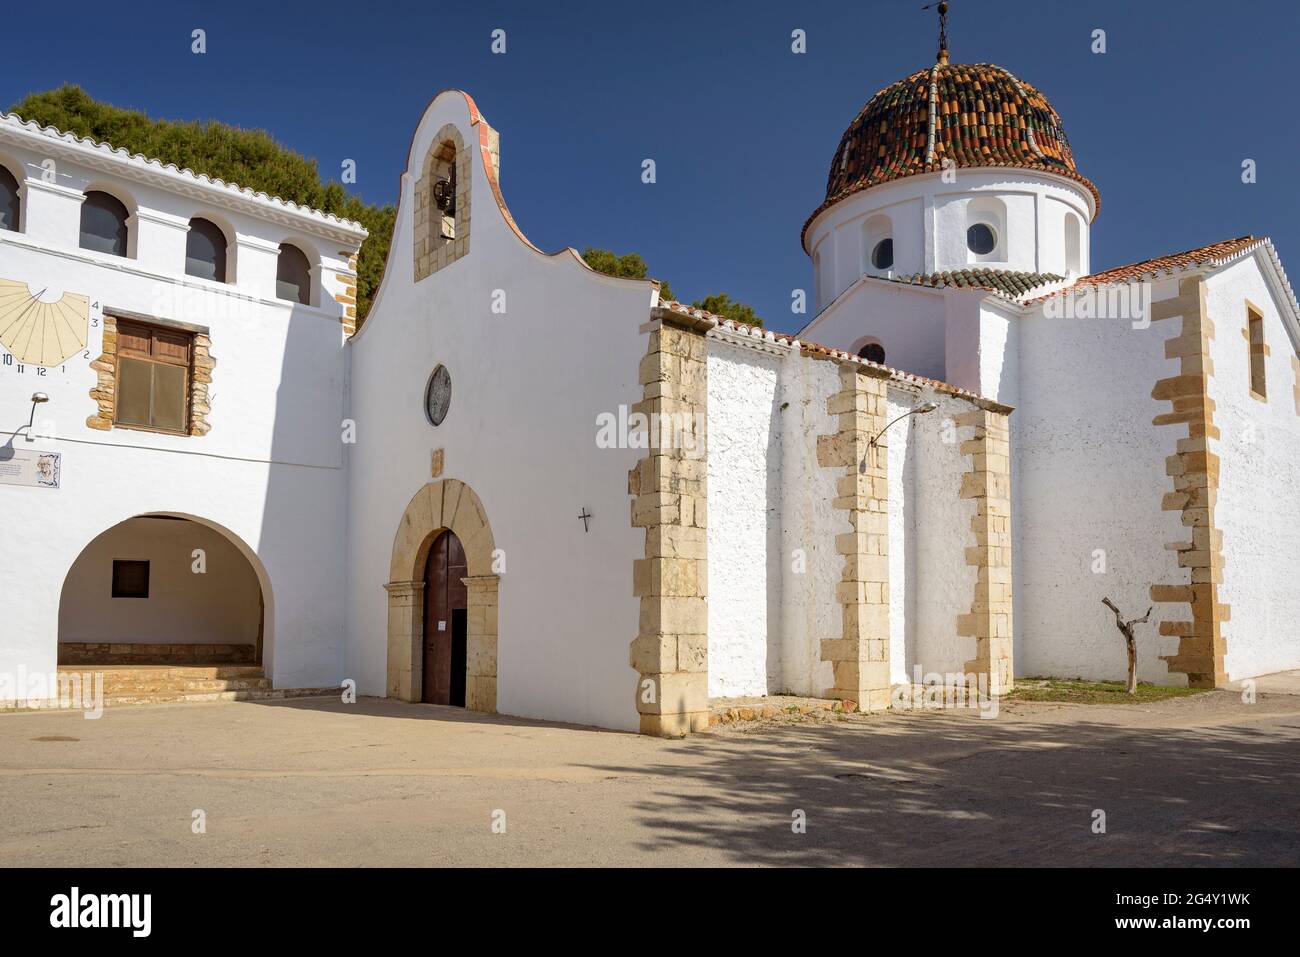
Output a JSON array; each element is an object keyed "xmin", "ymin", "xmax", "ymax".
[{"xmin": 1, "ymin": 688, "xmax": 1297, "ymax": 867}]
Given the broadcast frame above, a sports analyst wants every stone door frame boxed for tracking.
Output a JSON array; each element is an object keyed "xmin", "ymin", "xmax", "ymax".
[{"xmin": 386, "ymin": 479, "xmax": 498, "ymax": 712}]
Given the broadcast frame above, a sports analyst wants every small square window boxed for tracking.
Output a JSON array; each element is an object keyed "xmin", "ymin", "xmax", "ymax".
[{"xmin": 112, "ymin": 560, "xmax": 150, "ymax": 598}]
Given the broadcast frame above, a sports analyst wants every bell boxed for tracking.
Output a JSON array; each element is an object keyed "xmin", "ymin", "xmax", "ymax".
[{"xmin": 433, "ymin": 177, "xmax": 455, "ymax": 214}]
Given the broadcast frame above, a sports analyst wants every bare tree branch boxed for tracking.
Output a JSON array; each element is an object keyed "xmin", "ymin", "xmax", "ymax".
[
  {"xmin": 1102, "ymin": 597, "xmax": 1151, "ymax": 695},
  {"xmin": 1102, "ymin": 596, "xmax": 1123, "ymax": 625}
]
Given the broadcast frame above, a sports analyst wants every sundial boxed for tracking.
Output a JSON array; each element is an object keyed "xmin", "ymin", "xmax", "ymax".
[{"xmin": 0, "ymin": 279, "xmax": 89, "ymax": 368}]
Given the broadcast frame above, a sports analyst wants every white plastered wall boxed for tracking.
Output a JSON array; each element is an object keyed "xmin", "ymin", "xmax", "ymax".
[
  {"xmin": 801, "ymin": 280, "xmax": 953, "ymax": 382},
  {"xmin": 777, "ymin": 350, "xmax": 841, "ymax": 697},
  {"xmin": 0, "ymin": 135, "xmax": 359, "ymax": 697},
  {"xmin": 704, "ymin": 337, "xmax": 842, "ymax": 699},
  {"xmin": 906, "ymin": 390, "xmax": 979, "ymax": 677},
  {"xmin": 704, "ymin": 331, "xmax": 997, "ymax": 697},
  {"xmin": 885, "ymin": 387, "xmax": 915, "ymax": 682},
  {"xmin": 803, "ymin": 169, "xmax": 1093, "ymax": 310},
  {"xmin": 344, "ymin": 92, "xmax": 649, "ymax": 731},
  {"xmin": 1204, "ymin": 257, "xmax": 1300, "ymax": 679},
  {"xmin": 1013, "ymin": 280, "xmax": 1187, "ymax": 682},
  {"xmin": 705, "ymin": 337, "xmax": 783, "ymax": 696}
]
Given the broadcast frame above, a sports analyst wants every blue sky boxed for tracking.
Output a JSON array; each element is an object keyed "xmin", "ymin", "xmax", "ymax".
[{"xmin": 5, "ymin": 0, "xmax": 1296, "ymax": 333}]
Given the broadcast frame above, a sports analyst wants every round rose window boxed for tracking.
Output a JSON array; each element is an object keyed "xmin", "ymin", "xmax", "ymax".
[
  {"xmin": 425, "ymin": 365, "xmax": 451, "ymax": 426},
  {"xmin": 967, "ymin": 223, "xmax": 996, "ymax": 255}
]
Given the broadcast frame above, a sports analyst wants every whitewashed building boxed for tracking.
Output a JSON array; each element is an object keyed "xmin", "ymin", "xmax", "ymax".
[
  {"xmin": 2, "ymin": 40, "xmax": 1297, "ymax": 734},
  {"xmin": 797, "ymin": 54, "xmax": 1300, "ymax": 691},
  {"xmin": 0, "ymin": 111, "xmax": 366, "ymax": 695}
]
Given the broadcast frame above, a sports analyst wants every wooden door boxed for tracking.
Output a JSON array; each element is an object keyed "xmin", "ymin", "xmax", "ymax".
[{"xmin": 422, "ymin": 530, "xmax": 468, "ymax": 705}]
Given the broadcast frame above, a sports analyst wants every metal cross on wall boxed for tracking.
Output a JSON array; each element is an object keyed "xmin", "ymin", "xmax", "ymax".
[{"xmin": 578, "ymin": 508, "xmax": 592, "ymax": 532}]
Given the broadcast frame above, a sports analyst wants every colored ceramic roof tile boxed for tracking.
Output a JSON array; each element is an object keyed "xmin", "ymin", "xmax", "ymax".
[{"xmin": 804, "ymin": 62, "xmax": 1099, "ymax": 249}]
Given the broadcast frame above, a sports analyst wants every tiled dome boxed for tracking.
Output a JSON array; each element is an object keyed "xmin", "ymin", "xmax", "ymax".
[{"xmin": 806, "ymin": 62, "xmax": 1099, "ymax": 243}]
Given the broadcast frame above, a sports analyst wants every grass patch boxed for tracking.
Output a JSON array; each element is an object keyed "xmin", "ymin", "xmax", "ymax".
[{"xmin": 1005, "ymin": 677, "xmax": 1207, "ymax": 704}]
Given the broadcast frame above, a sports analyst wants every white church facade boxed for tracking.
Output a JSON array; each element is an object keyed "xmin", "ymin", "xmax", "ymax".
[
  {"xmin": 798, "ymin": 56, "xmax": 1300, "ymax": 692},
  {"xmin": 2, "ymin": 43, "xmax": 1297, "ymax": 734}
]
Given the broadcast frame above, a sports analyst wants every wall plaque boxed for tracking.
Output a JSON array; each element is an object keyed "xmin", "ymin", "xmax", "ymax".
[{"xmin": 0, "ymin": 448, "xmax": 61, "ymax": 488}]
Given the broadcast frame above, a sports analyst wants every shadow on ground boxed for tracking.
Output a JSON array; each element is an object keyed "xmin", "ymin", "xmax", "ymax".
[
  {"xmin": 242, "ymin": 693, "xmax": 637, "ymax": 735},
  {"xmin": 588, "ymin": 703, "xmax": 1300, "ymax": 866}
]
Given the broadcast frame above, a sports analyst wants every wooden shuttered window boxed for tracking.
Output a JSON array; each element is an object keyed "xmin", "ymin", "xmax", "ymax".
[{"xmin": 114, "ymin": 320, "xmax": 193, "ymax": 434}]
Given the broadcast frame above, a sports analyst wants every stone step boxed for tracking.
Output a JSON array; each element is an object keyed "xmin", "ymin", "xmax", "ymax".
[
  {"xmin": 6, "ymin": 667, "xmax": 337, "ymax": 713},
  {"xmin": 102, "ymin": 694, "xmax": 187, "ymax": 706},
  {"xmin": 96, "ymin": 682, "xmax": 274, "ymax": 697},
  {"xmin": 177, "ymin": 677, "xmax": 272, "ymax": 692},
  {"xmin": 104, "ymin": 687, "xmax": 337, "ymax": 707},
  {"xmin": 60, "ymin": 666, "xmax": 265, "ymax": 685},
  {"xmin": 82, "ymin": 673, "xmax": 270, "ymax": 687},
  {"xmin": 62, "ymin": 665, "xmax": 266, "ymax": 680},
  {"xmin": 49, "ymin": 665, "xmax": 277, "ymax": 706},
  {"xmin": 708, "ymin": 695, "xmax": 850, "ymax": 727}
]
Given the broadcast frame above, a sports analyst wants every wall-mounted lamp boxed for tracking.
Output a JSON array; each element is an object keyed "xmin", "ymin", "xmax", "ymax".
[
  {"xmin": 869, "ymin": 401, "xmax": 938, "ymax": 448},
  {"xmin": 23, "ymin": 392, "xmax": 49, "ymax": 433},
  {"xmin": 5, "ymin": 393, "xmax": 49, "ymax": 445}
]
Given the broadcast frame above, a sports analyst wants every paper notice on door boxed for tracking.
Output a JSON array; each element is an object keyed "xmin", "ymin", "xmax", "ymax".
[{"xmin": 438, "ymin": 621, "xmax": 446, "ymax": 631}]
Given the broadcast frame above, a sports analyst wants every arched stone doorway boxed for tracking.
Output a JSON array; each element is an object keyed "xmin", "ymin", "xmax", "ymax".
[
  {"xmin": 422, "ymin": 529, "xmax": 467, "ymax": 706},
  {"xmin": 386, "ymin": 479, "xmax": 498, "ymax": 711},
  {"xmin": 58, "ymin": 514, "xmax": 269, "ymax": 666}
]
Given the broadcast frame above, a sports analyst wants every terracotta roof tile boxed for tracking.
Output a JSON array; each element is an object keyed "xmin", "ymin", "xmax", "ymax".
[
  {"xmin": 804, "ymin": 62, "xmax": 1098, "ymax": 248},
  {"xmin": 888, "ymin": 268, "xmax": 1064, "ymax": 298},
  {"xmin": 1077, "ymin": 236, "xmax": 1262, "ymax": 286},
  {"xmin": 1024, "ymin": 236, "xmax": 1267, "ymax": 305},
  {"xmin": 655, "ymin": 300, "xmax": 1009, "ymax": 412}
]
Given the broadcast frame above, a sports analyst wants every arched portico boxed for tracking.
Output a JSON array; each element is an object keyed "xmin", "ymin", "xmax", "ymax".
[
  {"xmin": 58, "ymin": 512, "xmax": 272, "ymax": 668},
  {"xmin": 386, "ymin": 479, "xmax": 498, "ymax": 711}
]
